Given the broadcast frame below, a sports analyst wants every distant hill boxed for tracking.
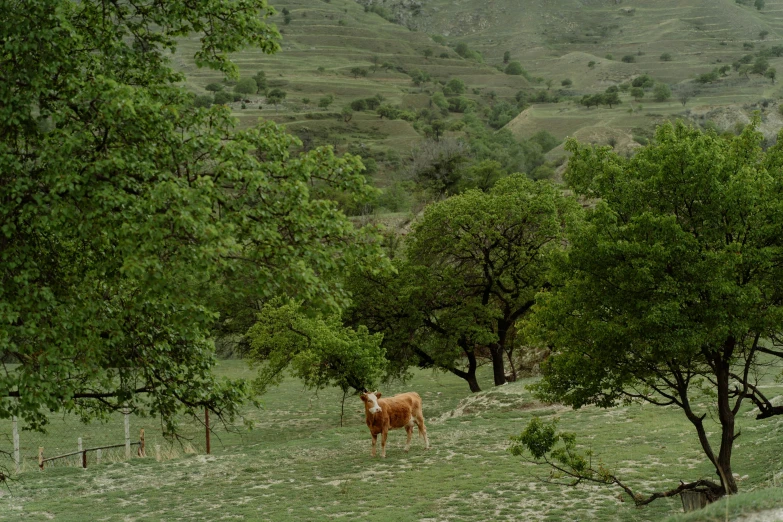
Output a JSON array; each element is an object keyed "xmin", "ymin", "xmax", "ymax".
[{"xmin": 171, "ymin": 0, "xmax": 783, "ymax": 196}]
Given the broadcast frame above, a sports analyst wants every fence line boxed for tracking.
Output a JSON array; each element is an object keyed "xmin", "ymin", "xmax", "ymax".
[{"xmin": 2, "ymin": 407, "xmax": 230, "ymax": 474}]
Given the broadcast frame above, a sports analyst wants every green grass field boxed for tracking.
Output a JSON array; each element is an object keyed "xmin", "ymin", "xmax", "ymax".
[{"xmin": 2, "ymin": 361, "xmax": 781, "ymax": 521}]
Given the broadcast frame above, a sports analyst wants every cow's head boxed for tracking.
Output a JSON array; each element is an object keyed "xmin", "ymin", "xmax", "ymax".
[{"xmin": 360, "ymin": 391, "xmax": 382, "ymax": 414}]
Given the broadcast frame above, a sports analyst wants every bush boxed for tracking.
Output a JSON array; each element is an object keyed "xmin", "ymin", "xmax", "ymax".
[
  {"xmin": 318, "ymin": 95, "xmax": 334, "ymax": 109},
  {"xmin": 448, "ymin": 97, "xmax": 472, "ymax": 113},
  {"xmin": 505, "ymin": 61, "xmax": 525, "ymax": 75},
  {"xmin": 213, "ymin": 91, "xmax": 233, "ymax": 105},
  {"xmin": 631, "ymin": 74, "xmax": 654, "ymax": 89},
  {"xmin": 621, "ymin": 55, "xmax": 636, "ymax": 63},
  {"xmin": 205, "ymin": 82, "xmax": 224, "ymax": 92},
  {"xmin": 529, "ymin": 130, "xmax": 561, "ymax": 153},
  {"xmin": 561, "ymin": 79, "xmax": 573, "ymax": 87},
  {"xmin": 193, "ymin": 94, "xmax": 214, "ymax": 108},
  {"xmin": 443, "ymin": 78, "xmax": 466, "ymax": 95},
  {"xmin": 234, "ymin": 77, "xmax": 258, "ymax": 95},
  {"xmin": 652, "ymin": 83, "xmax": 672, "ymax": 102},
  {"xmin": 431, "ymin": 92, "xmax": 449, "ymax": 111},
  {"xmin": 660, "ymin": 53, "xmax": 672, "ymax": 61},
  {"xmin": 350, "ymin": 99, "xmax": 368, "ymax": 111}
]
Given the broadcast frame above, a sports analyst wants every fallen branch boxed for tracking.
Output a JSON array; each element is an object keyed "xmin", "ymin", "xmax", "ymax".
[{"xmin": 509, "ymin": 418, "xmax": 725, "ymax": 506}]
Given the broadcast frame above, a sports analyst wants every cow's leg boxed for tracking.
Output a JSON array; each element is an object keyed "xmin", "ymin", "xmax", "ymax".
[
  {"xmin": 381, "ymin": 428, "xmax": 388, "ymax": 458},
  {"xmin": 371, "ymin": 433, "xmax": 377, "ymax": 457},
  {"xmin": 404, "ymin": 424, "xmax": 413, "ymax": 452},
  {"xmin": 416, "ymin": 413, "xmax": 430, "ymax": 449}
]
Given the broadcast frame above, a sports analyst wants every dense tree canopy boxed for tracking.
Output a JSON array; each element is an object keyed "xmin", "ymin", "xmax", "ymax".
[
  {"xmin": 349, "ymin": 175, "xmax": 579, "ymax": 392},
  {"xmin": 1, "ymin": 0, "xmax": 380, "ymax": 433},
  {"xmin": 527, "ymin": 121, "xmax": 783, "ymax": 496}
]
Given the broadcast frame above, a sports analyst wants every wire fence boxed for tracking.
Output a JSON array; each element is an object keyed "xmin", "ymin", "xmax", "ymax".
[{"xmin": 0, "ymin": 406, "xmax": 239, "ymax": 474}]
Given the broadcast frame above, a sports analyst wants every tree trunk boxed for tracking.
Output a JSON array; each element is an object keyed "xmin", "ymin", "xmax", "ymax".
[
  {"xmin": 715, "ymin": 342, "xmax": 739, "ymax": 494},
  {"xmin": 490, "ymin": 344, "xmax": 506, "ymax": 386}
]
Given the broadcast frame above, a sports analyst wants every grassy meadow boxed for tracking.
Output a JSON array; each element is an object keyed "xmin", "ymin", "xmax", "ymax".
[{"xmin": 1, "ymin": 361, "xmax": 782, "ymax": 521}]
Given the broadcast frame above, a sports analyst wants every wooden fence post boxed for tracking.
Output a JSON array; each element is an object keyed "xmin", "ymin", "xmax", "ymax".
[
  {"xmin": 124, "ymin": 408, "xmax": 131, "ymax": 459},
  {"xmin": 38, "ymin": 447, "xmax": 43, "ymax": 471},
  {"xmin": 138, "ymin": 429, "xmax": 146, "ymax": 457},
  {"xmin": 205, "ymin": 407, "xmax": 211, "ymax": 455},
  {"xmin": 78, "ymin": 437, "xmax": 86, "ymax": 468},
  {"xmin": 12, "ymin": 415, "xmax": 19, "ymax": 474}
]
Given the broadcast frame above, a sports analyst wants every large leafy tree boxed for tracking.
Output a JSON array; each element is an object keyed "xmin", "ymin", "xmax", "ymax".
[
  {"xmin": 349, "ymin": 175, "xmax": 578, "ymax": 391},
  {"xmin": 527, "ymin": 121, "xmax": 783, "ymax": 497},
  {"xmin": 1, "ymin": 1, "xmax": 379, "ymax": 433}
]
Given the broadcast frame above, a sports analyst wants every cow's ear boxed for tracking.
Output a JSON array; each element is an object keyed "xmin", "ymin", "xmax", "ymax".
[
  {"xmin": 375, "ymin": 392, "xmax": 382, "ymax": 399},
  {"xmin": 360, "ymin": 393, "xmax": 367, "ymax": 402}
]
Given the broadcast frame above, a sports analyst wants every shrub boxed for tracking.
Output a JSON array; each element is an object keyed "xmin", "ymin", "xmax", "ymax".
[
  {"xmin": 350, "ymin": 99, "xmax": 368, "ymax": 111},
  {"xmin": 193, "ymin": 94, "xmax": 214, "ymax": 108},
  {"xmin": 318, "ymin": 95, "xmax": 334, "ymax": 109},
  {"xmin": 561, "ymin": 79, "xmax": 573, "ymax": 87},
  {"xmin": 214, "ymin": 91, "xmax": 233, "ymax": 105},
  {"xmin": 621, "ymin": 55, "xmax": 636, "ymax": 63},
  {"xmin": 660, "ymin": 53, "xmax": 672, "ymax": 61},
  {"xmin": 652, "ymin": 83, "xmax": 672, "ymax": 102},
  {"xmin": 505, "ymin": 61, "xmax": 525, "ymax": 75},
  {"xmin": 443, "ymin": 78, "xmax": 466, "ymax": 95},
  {"xmin": 631, "ymin": 74, "xmax": 654, "ymax": 88},
  {"xmin": 205, "ymin": 82, "xmax": 224, "ymax": 92},
  {"xmin": 234, "ymin": 77, "xmax": 257, "ymax": 95}
]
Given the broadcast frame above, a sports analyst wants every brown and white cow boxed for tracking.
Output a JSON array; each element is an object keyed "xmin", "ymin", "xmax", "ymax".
[{"xmin": 360, "ymin": 391, "xmax": 430, "ymax": 458}]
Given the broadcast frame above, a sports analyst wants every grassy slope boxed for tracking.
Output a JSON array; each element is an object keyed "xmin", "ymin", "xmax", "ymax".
[
  {"xmin": 171, "ymin": 0, "xmax": 528, "ymax": 189},
  {"xmin": 170, "ymin": 0, "xmax": 783, "ymax": 179},
  {"xmin": 1, "ymin": 362, "xmax": 782, "ymax": 521}
]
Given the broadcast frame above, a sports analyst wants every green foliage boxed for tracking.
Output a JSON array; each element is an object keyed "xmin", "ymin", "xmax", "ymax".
[
  {"xmin": 350, "ymin": 67, "xmax": 369, "ymax": 78},
  {"xmin": 529, "ymin": 130, "xmax": 561, "ymax": 153},
  {"xmin": 652, "ymin": 83, "xmax": 672, "ymax": 102},
  {"xmin": 377, "ymin": 104, "xmax": 402, "ymax": 120},
  {"xmin": 193, "ymin": 94, "xmax": 214, "ymax": 108},
  {"xmin": 349, "ymin": 176, "xmax": 580, "ymax": 389},
  {"xmin": 350, "ymin": 99, "xmax": 368, "ymax": 111},
  {"xmin": 528, "ymin": 121, "xmax": 783, "ymax": 494},
  {"xmin": 409, "ymin": 69, "xmax": 430, "ymax": 87},
  {"xmin": 318, "ymin": 94, "xmax": 334, "ymax": 109},
  {"xmin": 561, "ymin": 79, "xmax": 573, "ymax": 87},
  {"xmin": 505, "ymin": 61, "xmax": 525, "ymax": 75},
  {"xmin": 0, "ymin": 0, "xmax": 385, "ymax": 433},
  {"xmin": 621, "ymin": 54, "xmax": 636, "ymax": 63},
  {"xmin": 462, "ymin": 114, "xmax": 546, "ymax": 176},
  {"xmin": 341, "ymin": 106, "xmax": 354, "ymax": 122},
  {"xmin": 454, "ymin": 42, "xmax": 482, "ymax": 61},
  {"xmin": 247, "ymin": 300, "xmax": 386, "ymax": 394},
  {"xmin": 630, "ymin": 87, "xmax": 645, "ymax": 100},
  {"xmin": 431, "ymin": 91, "xmax": 449, "ymax": 111},
  {"xmin": 448, "ymin": 96, "xmax": 473, "ymax": 113},
  {"xmin": 234, "ymin": 77, "xmax": 258, "ymax": 94},
  {"xmin": 695, "ymin": 69, "xmax": 720, "ymax": 84},
  {"xmin": 214, "ymin": 90, "xmax": 233, "ymax": 105},
  {"xmin": 252, "ymin": 70, "xmax": 268, "ymax": 93},
  {"xmin": 660, "ymin": 53, "xmax": 672, "ymax": 61},
  {"xmin": 266, "ymin": 88, "xmax": 287, "ymax": 105},
  {"xmin": 588, "ymin": 60, "xmax": 596, "ymax": 68},
  {"xmin": 752, "ymin": 56, "xmax": 770, "ymax": 75},
  {"xmin": 486, "ymin": 101, "xmax": 521, "ymax": 129},
  {"xmin": 631, "ymin": 74, "xmax": 655, "ymax": 88},
  {"xmin": 206, "ymin": 82, "xmax": 224, "ymax": 92},
  {"xmin": 444, "ymin": 78, "xmax": 467, "ymax": 95},
  {"xmin": 503, "ymin": 50, "xmax": 511, "ymax": 64}
]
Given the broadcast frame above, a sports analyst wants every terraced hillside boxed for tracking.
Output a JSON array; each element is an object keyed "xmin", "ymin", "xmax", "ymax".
[{"xmin": 171, "ymin": 0, "xmax": 783, "ymax": 195}]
